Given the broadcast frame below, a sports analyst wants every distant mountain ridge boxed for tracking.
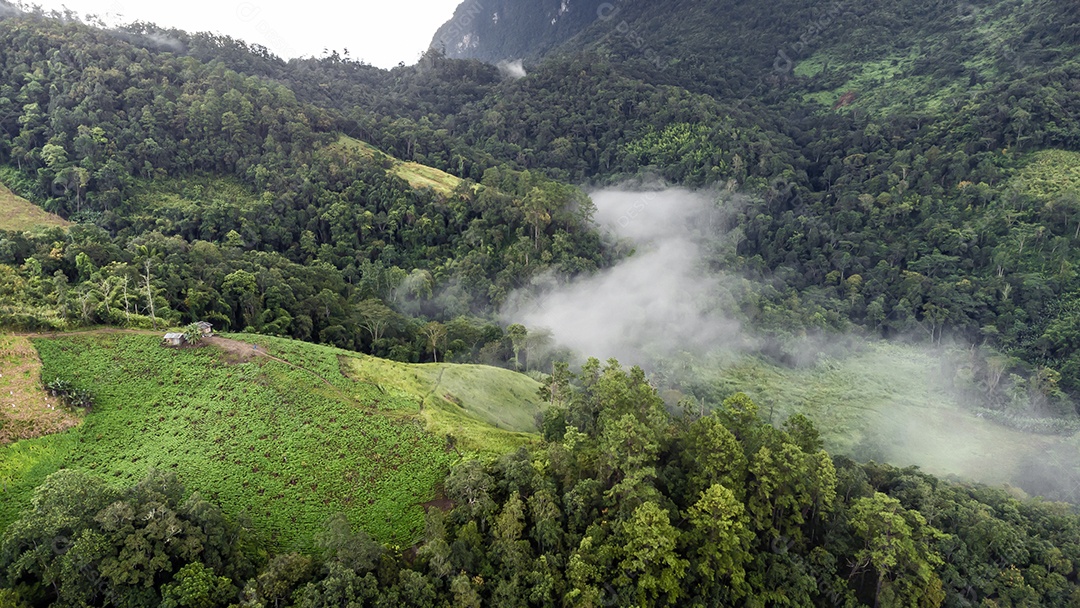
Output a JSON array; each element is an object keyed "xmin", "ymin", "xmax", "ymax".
[
  {"xmin": 431, "ymin": 0, "xmax": 606, "ymax": 62},
  {"xmin": 433, "ymin": 0, "xmax": 1080, "ymax": 105}
]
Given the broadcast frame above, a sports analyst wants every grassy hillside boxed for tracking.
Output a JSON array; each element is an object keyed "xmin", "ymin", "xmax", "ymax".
[
  {"xmin": 331, "ymin": 135, "xmax": 464, "ymax": 195},
  {"xmin": 0, "ymin": 180, "xmax": 69, "ymax": 232},
  {"xmin": 342, "ymin": 354, "xmax": 544, "ymax": 452},
  {"xmin": 0, "ymin": 332, "xmax": 543, "ymax": 549}
]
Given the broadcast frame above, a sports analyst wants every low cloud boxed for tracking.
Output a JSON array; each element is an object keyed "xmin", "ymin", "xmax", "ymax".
[
  {"xmin": 503, "ymin": 187, "xmax": 748, "ymax": 366},
  {"xmin": 497, "ymin": 59, "xmax": 527, "ymax": 79},
  {"xmin": 501, "ymin": 186, "xmax": 1080, "ymax": 503}
]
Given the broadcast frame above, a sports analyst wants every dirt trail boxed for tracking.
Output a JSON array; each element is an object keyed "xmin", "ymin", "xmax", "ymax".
[{"xmin": 420, "ymin": 367, "xmax": 447, "ymax": 410}]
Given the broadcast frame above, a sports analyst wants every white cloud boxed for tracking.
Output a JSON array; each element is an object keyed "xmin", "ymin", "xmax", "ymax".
[{"xmin": 23, "ymin": 0, "xmax": 463, "ymax": 69}]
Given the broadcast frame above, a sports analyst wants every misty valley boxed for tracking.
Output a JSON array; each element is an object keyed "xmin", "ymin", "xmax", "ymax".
[
  {"xmin": 3, "ymin": 0, "xmax": 1080, "ymax": 606},
  {"xmin": 510, "ymin": 187, "xmax": 1080, "ymax": 502}
]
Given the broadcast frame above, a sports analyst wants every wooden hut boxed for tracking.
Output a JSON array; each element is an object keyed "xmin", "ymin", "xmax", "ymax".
[{"xmin": 162, "ymin": 332, "xmax": 184, "ymax": 347}]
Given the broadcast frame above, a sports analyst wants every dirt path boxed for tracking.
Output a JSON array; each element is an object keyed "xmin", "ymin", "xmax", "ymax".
[{"xmin": 420, "ymin": 367, "xmax": 447, "ymax": 411}]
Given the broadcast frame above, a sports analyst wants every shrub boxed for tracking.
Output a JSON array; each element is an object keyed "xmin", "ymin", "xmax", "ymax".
[{"xmin": 44, "ymin": 377, "xmax": 94, "ymax": 411}]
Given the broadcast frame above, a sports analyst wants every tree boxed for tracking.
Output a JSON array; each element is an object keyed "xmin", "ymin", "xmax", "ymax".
[
  {"xmin": 160, "ymin": 563, "xmax": 234, "ymax": 608},
  {"xmin": 314, "ymin": 513, "xmax": 383, "ymax": 573},
  {"xmin": 222, "ymin": 270, "xmax": 259, "ymax": 329},
  {"xmin": 354, "ymin": 299, "xmax": 395, "ymax": 345},
  {"xmin": 600, "ymin": 412, "xmax": 661, "ymax": 510},
  {"xmin": 539, "ymin": 360, "xmax": 574, "ymax": 409},
  {"xmin": 0, "ymin": 470, "xmax": 118, "ymax": 596},
  {"xmin": 783, "ymin": 413, "xmax": 825, "ymax": 453},
  {"xmin": 506, "ymin": 323, "xmax": 527, "ymax": 370},
  {"xmin": 848, "ymin": 492, "xmax": 946, "ymax": 608},
  {"xmin": 450, "ymin": 573, "xmax": 482, "ymax": 608},
  {"xmin": 422, "ymin": 321, "xmax": 447, "ymax": 362},
  {"xmin": 616, "ymin": 501, "xmax": 689, "ymax": 606},
  {"xmin": 142, "ymin": 257, "xmax": 158, "ymax": 329},
  {"xmin": 683, "ymin": 414, "xmax": 748, "ymax": 500},
  {"xmin": 445, "ymin": 460, "xmax": 497, "ymax": 528},
  {"xmin": 522, "ymin": 186, "xmax": 553, "ymax": 250},
  {"xmin": 684, "ymin": 484, "xmax": 753, "ymax": 601},
  {"xmin": 243, "ymin": 553, "xmax": 313, "ymax": 608}
]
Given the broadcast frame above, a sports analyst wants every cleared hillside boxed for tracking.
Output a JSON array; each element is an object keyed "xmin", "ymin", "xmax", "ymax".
[
  {"xmin": 342, "ymin": 354, "xmax": 544, "ymax": 453},
  {"xmin": 330, "ymin": 134, "xmax": 465, "ymax": 195},
  {"xmin": 0, "ymin": 335, "xmax": 79, "ymax": 443},
  {"xmin": 0, "ymin": 332, "xmax": 543, "ymax": 549},
  {"xmin": 0, "ymin": 181, "xmax": 69, "ymax": 232}
]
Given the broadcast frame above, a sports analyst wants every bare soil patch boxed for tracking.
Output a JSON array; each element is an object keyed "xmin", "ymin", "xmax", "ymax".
[
  {"xmin": 0, "ymin": 335, "xmax": 80, "ymax": 443},
  {"xmin": 205, "ymin": 335, "xmax": 267, "ymax": 364}
]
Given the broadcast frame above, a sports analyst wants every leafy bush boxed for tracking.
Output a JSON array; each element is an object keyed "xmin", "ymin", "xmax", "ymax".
[
  {"xmin": 182, "ymin": 323, "xmax": 204, "ymax": 345},
  {"xmin": 43, "ymin": 377, "xmax": 93, "ymax": 411}
]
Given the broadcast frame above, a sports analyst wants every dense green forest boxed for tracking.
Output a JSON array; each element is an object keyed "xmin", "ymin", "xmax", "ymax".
[
  {"xmin": 3, "ymin": 0, "xmax": 1080, "ymax": 604},
  {"xmin": 0, "ymin": 9, "xmax": 604, "ymax": 365}
]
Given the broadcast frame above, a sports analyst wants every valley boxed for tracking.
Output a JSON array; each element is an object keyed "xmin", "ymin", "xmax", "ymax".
[{"xmin": 2, "ymin": 0, "xmax": 1080, "ymax": 604}]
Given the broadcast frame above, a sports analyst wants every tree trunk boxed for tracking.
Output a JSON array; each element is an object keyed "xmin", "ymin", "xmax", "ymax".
[{"xmin": 144, "ymin": 260, "xmax": 157, "ymax": 329}]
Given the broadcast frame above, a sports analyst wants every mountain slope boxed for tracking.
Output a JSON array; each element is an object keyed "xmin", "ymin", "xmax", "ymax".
[
  {"xmin": 0, "ymin": 332, "xmax": 543, "ymax": 548},
  {"xmin": 434, "ymin": 0, "xmax": 1080, "ymax": 111},
  {"xmin": 432, "ymin": 0, "xmax": 605, "ymax": 62}
]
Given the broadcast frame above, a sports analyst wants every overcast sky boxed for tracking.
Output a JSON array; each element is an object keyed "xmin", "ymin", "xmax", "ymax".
[{"xmin": 23, "ymin": 0, "xmax": 463, "ymax": 69}]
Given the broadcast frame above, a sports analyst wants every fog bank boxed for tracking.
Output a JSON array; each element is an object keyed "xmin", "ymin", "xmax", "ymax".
[
  {"xmin": 503, "ymin": 188, "xmax": 747, "ymax": 366},
  {"xmin": 501, "ymin": 186, "xmax": 1080, "ymax": 504}
]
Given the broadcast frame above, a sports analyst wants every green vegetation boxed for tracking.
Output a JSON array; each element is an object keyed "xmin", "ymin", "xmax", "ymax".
[
  {"xmin": 0, "ymin": 178, "xmax": 68, "ymax": 232},
  {"xmin": 0, "ymin": 335, "xmax": 80, "ymax": 444},
  {"xmin": 0, "ymin": 332, "xmax": 463, "ymax": 549},
  {"xmin": 8, "ymin": 360, "xmax": 1080, "ymax": 607},
  {"xmin": 331, "ymin": 135, "xmax": 465, "ymax": 195},
  {"xmin": 3, "ymin": 0, "xmax": 1080, "ymax": 603},
  {"xmin": 1010, "ymin": 149, "xmax": 1080, "ymax": 200},
  {"xmin": 341, "ymin": 354, "xmax": 544, "ymax": 454},
  {"xmin": 111, "ymin": 175, "xmax": 266, "ymax": 240},
  {"xmin": 674, "ymin": 342, "xmax": 1072, "ymax": 489}
]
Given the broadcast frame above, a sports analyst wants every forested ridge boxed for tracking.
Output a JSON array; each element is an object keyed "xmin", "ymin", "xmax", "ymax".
[
  {"xmin": 2, "ymin": 0, "xmax": 1080, "ymax": 604},
  {"xmin": 0, "ymin": 8, "xmax": 604, "ymax": 365}
]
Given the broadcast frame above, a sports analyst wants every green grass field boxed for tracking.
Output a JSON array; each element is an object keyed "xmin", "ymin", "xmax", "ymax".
[
  {"xmin": 342, "ymin": 354, "xmax": 544, "ymax": 454},
  {"xmin": 0, "ymin": 180, "xmax": 70, "ymax": 232},
  {"xmin": 0, "ymin": 332, "xmax": 544, "ymax": 550}
]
